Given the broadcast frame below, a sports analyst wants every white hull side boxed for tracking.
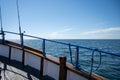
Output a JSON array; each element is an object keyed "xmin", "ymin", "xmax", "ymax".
[
  {"xmin": 0, "ymin": 45, "xmax": 9, "ymax": 57},
  {"xmin": 25, "ymin": 52, "xmax": 41, "ymax": 70},
  {"xmin": 43, "ymin": 59, "xmax": 59, "ymax": 80},
  {"xmin": 11, "ymin": 48, "xmax": 22, "ymax": 62},
  {"xmin": 67, "ymin": 70, "xmax": 87, "ymax": 80}
]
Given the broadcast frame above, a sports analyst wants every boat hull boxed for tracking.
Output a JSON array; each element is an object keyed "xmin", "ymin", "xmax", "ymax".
[{"xmin": 0, "ymin": 40, "xmax": 106, "ymax": 80}]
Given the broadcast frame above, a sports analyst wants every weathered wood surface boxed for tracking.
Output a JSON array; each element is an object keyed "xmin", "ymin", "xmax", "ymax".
[{"xmin": 0, "ymin": 56, "xmax": 55, "ymax": 80}]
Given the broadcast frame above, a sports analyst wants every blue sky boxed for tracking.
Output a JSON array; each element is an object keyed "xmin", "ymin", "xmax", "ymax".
[{"xmin": 0, "ymin": 0, "xmax": 120, "ymax": 39}]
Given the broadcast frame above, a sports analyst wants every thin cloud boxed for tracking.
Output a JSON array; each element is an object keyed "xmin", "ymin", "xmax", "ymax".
[
  {"xmin": 48, "ymin": 28, "xmax": 72, "ymax": 38},
  {"xmin": 50, "ymin": 32, "xmax": 59, "ymax": 38},
  {"xmin": 82, "ymin": 27, "xmax": 120, "ymax": 35},
  {"xmin": 61, "ymin": 28, "xmax": 73, "ymax": 32}
]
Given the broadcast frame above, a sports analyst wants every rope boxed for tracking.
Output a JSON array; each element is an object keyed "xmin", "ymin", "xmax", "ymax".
[
  {"xmin": 96, "ymin": 52, "xmax": 102, "ymax": 71},
  {"xmin": 89, "ymin": 49, "xmax": 97, "ymax": 80},
  {"xmin": 89, "ymin": 49, "xmax": 102, "ymax": 80}
]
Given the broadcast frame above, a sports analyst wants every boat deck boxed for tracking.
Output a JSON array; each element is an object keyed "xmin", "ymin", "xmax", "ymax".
[{"xmin": 0, "ymin": 56, "xmax": 55, "ymax": 80}]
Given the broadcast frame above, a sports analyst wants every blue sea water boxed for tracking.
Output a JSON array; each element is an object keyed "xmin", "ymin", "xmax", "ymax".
[{"xmin": 19, "ymin": 39, "xmax": 120, "ymax": 80}]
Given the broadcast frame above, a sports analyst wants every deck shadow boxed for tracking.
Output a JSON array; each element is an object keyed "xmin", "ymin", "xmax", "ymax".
[{"xmin": 0, "ymin": 55, "xmax": 55, "ymax": 80}]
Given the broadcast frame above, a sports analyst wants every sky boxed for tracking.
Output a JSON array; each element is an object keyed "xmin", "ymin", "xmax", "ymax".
[{"xmin": 0, "ymin": 0, "xmax": 120, "ymax": 39}]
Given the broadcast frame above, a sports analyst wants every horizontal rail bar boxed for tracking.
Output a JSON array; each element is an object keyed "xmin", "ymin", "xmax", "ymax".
[
  {"xmin": 97, "ymin": 49, "xmax": 120, "ymax": 57},
  {"xmin": 4, "ymin": 31, "xmax": 20, "ymax": 35},
  {"xmin": 1, "ymin": 30, "xmax": 120, "ymax": 57},
  {"xmin": 23, "ymin": 34, "xmax": 44, "ymax": 40}
]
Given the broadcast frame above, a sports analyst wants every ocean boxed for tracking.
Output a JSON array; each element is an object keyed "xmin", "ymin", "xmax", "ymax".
[{"xmin": 15, "ymin": 39, "xmax": 120, "ymax": 80}]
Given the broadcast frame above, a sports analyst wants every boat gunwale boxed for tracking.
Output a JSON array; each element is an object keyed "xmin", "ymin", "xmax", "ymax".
[{"xmin": 0, "ymin": 39, "xmax": 107, "ymax": 80}]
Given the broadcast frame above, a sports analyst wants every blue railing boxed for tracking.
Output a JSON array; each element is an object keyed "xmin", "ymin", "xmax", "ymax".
[{"xmin": 0, "ymin": 30, "xmax": 120, "ymax": 70}]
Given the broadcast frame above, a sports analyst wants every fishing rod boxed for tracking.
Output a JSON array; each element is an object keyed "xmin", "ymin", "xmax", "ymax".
[
  {"xmin": 16, "ymin": 0, "xmax": 24, "ymax": 47},
  {"xmin": 0, "ymin": 2, "xmax": 5, "ymax": 44},
  {"xmin": 0, "ymin": 2, "xmax": 3, "ymax": 31},
  {"xmin": 16, "ymin": 0, "xmax": 25, "ymax": 65},
  {"xmin": 16, "ymin": 0, "xmax": 22, "ymax": 34}
]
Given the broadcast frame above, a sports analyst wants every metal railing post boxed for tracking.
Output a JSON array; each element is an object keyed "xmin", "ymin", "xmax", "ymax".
[
  {"xmin": 2, "ymin": 31, "xmax": 5, "ymax": 44},
  {"xmin": 69, "ymin": 43, "xmax": 73, "ymax": 64},
  {"xmin": 21, "ymin": 33, "xmax": 25, "ymax": 65},
  {"xmin": 21, "ymin": 33, "xmax": 24, "ymax": 48},
  {"xmin": 42, "ymin": 39, "xmax": 46, "ymax": 56},
  {"xmin": 75, "ymin": 46, "xmax": 79, "ymax": 69}
]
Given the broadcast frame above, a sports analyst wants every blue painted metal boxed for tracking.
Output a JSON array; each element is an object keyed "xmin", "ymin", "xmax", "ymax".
[
  {"xmin": 2, "ymin": 30, "xmax": 120, "ymax": 72},
  {"xmin": 69, "ymin": 43, "xmax": 73, "ymax": 64},
  {"xmin": 21, "ymin": 33, "xmax": 24, "ymax": 49},
  {"xmin": 4, "ymin": 31, "xmax": 19, "ymax": 35},
  {"xmin": 3, "ymin": 30, "xmax": 120, "ymax": 58},
  {"xmin": 75, "ymin": 46, "xmax": 79, "ymax": 69},
  {"xmin": 2, "ymin": 31, "xmax": 5, "ymax": 44},
  {"xmin": 42, "ymin": 39, "xmax": 46, "ymax": 56},
  {"xmin": 90, "ymin": 49, "xmax": 95, "ymax": 75}
]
